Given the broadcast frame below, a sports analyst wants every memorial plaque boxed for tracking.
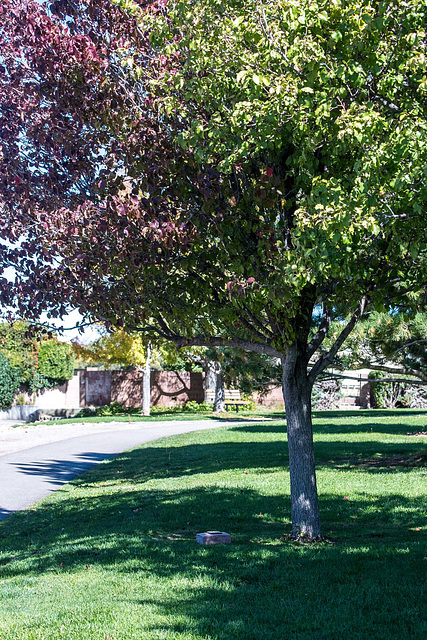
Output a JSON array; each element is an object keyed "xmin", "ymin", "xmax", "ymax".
[{"xmin": 196, "ymin": 531, "xmax": 231, "ymax": 545}]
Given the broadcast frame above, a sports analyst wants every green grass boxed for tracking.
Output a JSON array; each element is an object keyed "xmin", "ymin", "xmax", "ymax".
[
  {"xmin": 15, "ymin": 408, "xmax": 282, "ymax": 428},
  {"xmin": 1, "ymin": 410, "xmax": 426, "ymax": 640}
]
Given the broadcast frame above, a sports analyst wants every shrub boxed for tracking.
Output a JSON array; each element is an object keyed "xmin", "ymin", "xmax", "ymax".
[
  {"xmin": 402, "ymin": 386, "xmax": 427, "ymax": 409},
  {"xmin": 150, "ymin": 405, "xmax": 182, "ymax": 415},
  {"xmin": 0, "ymin": 321, "xmax": 38, "ymax": 384},
  {"xmin": 38, "ymin": 340, "xmax": 74, "ymax": 383},
  {"xmin": 369, "ymin": 371, "xmax": 427, "ymax": 408},
  {"xmin": 241, "ymin": 394, "xmax": 256, "ymax": 411},
  {"xmin": 93, "ymin": 402, "xmax": 126, "ymax": 417},
  {"xmin": 183, "ymin": 400, "xmax": 213, "ymax": 412},
  {"xmin": 312, "ymin": 378, "xmax": 341, "ymax": 410},
  {"xmin": 75, "ymin": 407, "xmax": 97, "ymax": 418},
  {"xmin": 29, "ymin": 371, "xmax": 57, "ymax": 393},
  {"xmin": 0, "ymin": 353, "xmax": 20, "ymax": 409}
]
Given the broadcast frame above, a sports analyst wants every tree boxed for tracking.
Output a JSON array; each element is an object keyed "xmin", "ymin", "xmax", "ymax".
[
  {"xmin": 161, "ymin": 345, "xmax": 226, "ymax": 411},
  {"xmin": 37, "ymin": 339, "xmax": 75, "ymax": 384},
  {"xmin": 0, "ymin": 353, "xmax": 20, "ymax": 410},
  {"xmin": 1, "ymin": 0, "xmax": 426, "ymax": 539},
  {"xmin": 73, "ymin": 329, "xmax": 153, "ymax": 414},
  {"xmin": 0, "ymin": 321, "xmax": 39, "ymax": 385},
  {"xmin": 162, "ymin": 344, "xmax": 281, "ymax": 411},
  {"xmin": 0, "ymin": 322, "xmax": 75, "ymax": 392},
  {"xmin": 341, "ymin": 311, "xmax": 427, "ymax": 381}
]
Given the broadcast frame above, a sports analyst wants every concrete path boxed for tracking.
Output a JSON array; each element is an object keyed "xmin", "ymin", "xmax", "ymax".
[
  {"xmin": 0, "ymin": 419, "xmax": 25, "ymax": 429},
  {"xmin": 0, "ymin": 418, "xmax": 264, "ymax": 520}
]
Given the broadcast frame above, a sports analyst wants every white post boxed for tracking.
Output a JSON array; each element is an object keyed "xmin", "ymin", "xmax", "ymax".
[{"xmin": 142, "ymin": 342, "xmax": 151, "ymax": 416}]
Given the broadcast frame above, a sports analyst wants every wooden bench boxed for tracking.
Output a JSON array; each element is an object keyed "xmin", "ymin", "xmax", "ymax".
[{"xmin": 205, "ymin": 389, "xmax": 250, "ymax": 412}]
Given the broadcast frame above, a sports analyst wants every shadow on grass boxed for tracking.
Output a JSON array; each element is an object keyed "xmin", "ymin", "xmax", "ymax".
[
  {"xmin": 232, "ymin": 419, "xmax": 426, "ymax": 436},
  {"xmin": 7, "ymin": 437, "xmax": 424, "ymax": 492},
  {"xmin": 0, "ymin": 483, "xmax": 425, "ymax": 639},
  {"xmin": 313, "ymin": 409, "xmax": 427, "ymax": 419},
  {"xmin": 1, "ymin": 482, "xmax": 425, "ymax": 575},
  {"xmin": 0, "ymin": 420, "xmax": 426, "ymax": 640},
  {"xmin": 64, "ymin": 439, "xmax": 426, "ymax": 484}
]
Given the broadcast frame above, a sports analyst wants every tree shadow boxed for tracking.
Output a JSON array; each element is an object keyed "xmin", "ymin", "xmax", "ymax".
[
  {"xmin": 312, "ymin": 422, "xmax": 427, "ymax": 436},
  {"xmin": 0, "ymin": 482, "xmax": 424, "ymax": 639},
  {"xmin": 0, "ymin": 508, "xmax": 15, "ymax": 522},
  {"xmin": 10, "ymin": 451, "xmax": 121, "ymax": 486},
  {"xmin": 0, "ymin": 410, "xmax": 425, "ymax": 639},
  {"xmin": 231, "ymin": 419, "xmax": 426, "ymax": 436},
  {"xmin": 313, "ymin": 409, "xmax": 427, "ymax": 419},
  {"xmin": 58, "ymin": 438, "xmax": 424, "ymax": 486}
]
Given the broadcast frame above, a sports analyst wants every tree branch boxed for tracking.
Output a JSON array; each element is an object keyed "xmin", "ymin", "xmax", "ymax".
[
  {"xmin": 366, "ymin": 363, "xmax": 427, "ymax": 382},
  {"xmin": 307, "ymin": 302, "xmax": 332, "ymax": 359},
  {"xmin": 241, "ymin": 302, "xmax": 274, "ymax": 338},
  {"xmin": 394, "ymin": 339, "xmax": 427, "ymax": 353},
  {"xmin": 308, "ymin": 295, "xmax": 368, "ymax": 385},
  {"xmin": 174, "ymin": 335, "xmax": 283, "ymax": 358}
]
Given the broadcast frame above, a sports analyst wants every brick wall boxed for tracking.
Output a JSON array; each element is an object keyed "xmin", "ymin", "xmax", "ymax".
[
  {"xmin": 111, "ymin": 370, "xmax": 143, "ymax": 407},
  {"xmin": 81, "ymin": 370, "xmax": 111, "ymax": 407},
  {"xmin": 79, "ymin": 369, "xmax": 204, "ymax": 408},
  {"xmin": 255, "ymin": 386, "xmax": 284, "ymax": 409}
]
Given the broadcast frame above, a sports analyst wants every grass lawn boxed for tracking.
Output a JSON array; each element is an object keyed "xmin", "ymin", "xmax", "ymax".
[
  {"xmin": 0, "ymin": 409, "xmax": 426, "ymax": 639},
  {"xmin": 16, "ymin": 408, "xmax": 285, "ymax": 428}
]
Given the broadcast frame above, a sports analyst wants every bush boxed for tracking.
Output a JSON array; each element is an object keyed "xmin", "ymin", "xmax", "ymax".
[
  {"xmin": 38, "ymin": 340, "xmax": 74, "ymax": 383},
  {"xmin": 312, "ymin": 378, "xmax": 341, "ymax": 410},
  {"xmin": 0, "ymin": 353, "xmax": 20, "ymax": 409},
  {"xmin": 0, "ymin": 321, "xmax": 38, "ymax": 384},
  {"xmin": 29, "ymin": 371, "xmax": 57, "ymax": 393},
  {"xmin": 75, "ymin": 407, "xmax": 97, "ymax": 418},
  {"xmin": 241, "ymin": 394, "xmax": 256, "ymax": 411},
  {"xmin": 369, "ymin": 371, "xmax": 427, "ymax": 408},
  {"xmin": 402, "ymin": 386, "xmax": 427, "ymax": 409},
  {"xmin": 94, "ymin": 401, "xmax": 126, "ymax": 416},
  {"xmin": 150, "ymin": 405, "xmax": 182, "ymax": 415},
  {"xmin": 184, "ymin": 400, "xmax": 214, "ymax": 413}
]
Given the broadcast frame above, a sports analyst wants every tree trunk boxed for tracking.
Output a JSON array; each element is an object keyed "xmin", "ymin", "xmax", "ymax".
[
  {"xmin": 282, "ymin": 350, "xmax": 321, "ymax": 540},
  {"xmin": 204, "ymin": 359, "xmax": 225, "ymax": 411},
  {"xmin": 141, "ymin": 342, "xmax": 151, "ymax": 417},
  {"xmin": 213, "ymin": 361, "xmax": 225, "ymax": 412},
  {"xmin": 204, "ymin": 360, "xmax": 217, "ymax": 401}
]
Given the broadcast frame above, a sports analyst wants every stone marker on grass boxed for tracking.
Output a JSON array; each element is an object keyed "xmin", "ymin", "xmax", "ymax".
[{"xmin": 196, "ymin": 531, "xmax": 231, "ymax": 545}]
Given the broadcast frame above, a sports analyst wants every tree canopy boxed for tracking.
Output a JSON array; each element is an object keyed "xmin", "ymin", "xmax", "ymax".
[
  {"xmin": 0, "ymin": 0, "xmax": 425, "ymax": 539},
  {"xmin": 73, "ymin": 329, "xmax": 150, "ymax": 370}
]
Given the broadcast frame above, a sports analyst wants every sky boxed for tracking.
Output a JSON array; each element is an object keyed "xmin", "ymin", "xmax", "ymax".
[
  {"xmin": 39, "ymin": 310, "xmax": 102, "ymax": 344},
  {"xmin": 1, "ymin": 265, "xmax": 101, "ymax": 344}
]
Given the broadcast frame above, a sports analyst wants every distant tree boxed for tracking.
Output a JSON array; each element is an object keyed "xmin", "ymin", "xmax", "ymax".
[
  {"xmin": 0, "ymin": 321, "xmax": 38, "ymax": 384},
  {"xmin": 0, "ymin": 353, "xmax": 20, "ymax": 410},
  {"xmin": 161, "ymin": 344, "xmax": 281, "ymax": 410},
  {"xmin": 37, "ymin": 339, "xmax": 75, "ymax": 383},
  {"xmin": 342, "ymin": 312, "xmax": 427, "ymax": 382},
  {"xmin": 0, "ymin": 322, "xmax": 74, "ymax": 393}
]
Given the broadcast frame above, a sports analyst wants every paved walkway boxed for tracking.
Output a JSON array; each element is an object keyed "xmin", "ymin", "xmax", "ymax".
[
  {"xmin": 0, "ymin": 419, "xmax": 25, "ymax": 429},
  {"xmin": 0, "ymin": 418, "xmax": 267, "ymax": 520}
]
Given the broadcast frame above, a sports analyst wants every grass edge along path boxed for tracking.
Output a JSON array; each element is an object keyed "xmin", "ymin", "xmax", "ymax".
[
  {"xmin": 12, "ymin": 406, "xmax": 427, "ymax": 428},
  {"xmin": 0, "ymin": 410, "xmax": 426, "ymax": 640}
]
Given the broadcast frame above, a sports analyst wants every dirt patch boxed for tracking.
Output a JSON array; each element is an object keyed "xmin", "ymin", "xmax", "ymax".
[{"xmin": 346, "ymin": 451, "xmax": 427, "ymax": 468}]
